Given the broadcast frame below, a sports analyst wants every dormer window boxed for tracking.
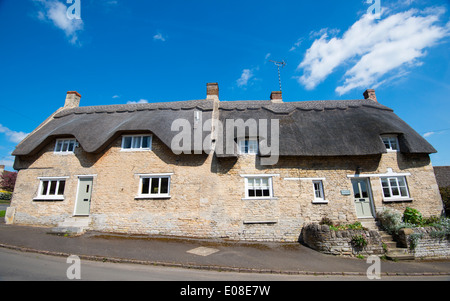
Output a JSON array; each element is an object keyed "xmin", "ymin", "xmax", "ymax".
[
  {"xmin": 121, "ymin": 135, "xmax": 152, "ymax": 151},
  {"xmin": 381, "ymin": 136, "xmax": 399, "ymax": 151},
  {"xmin": 54, "ymin": 139, "xmax": 77, "ymax": 154},
  {"xmin": 238, "ymin": 138, "xmax": 258, "ymax": 154}
]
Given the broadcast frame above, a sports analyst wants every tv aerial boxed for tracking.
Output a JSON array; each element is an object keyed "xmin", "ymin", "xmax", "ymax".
[{"xmin": 269, "ymin": 60, "xmax": 286, "ymax": 92}]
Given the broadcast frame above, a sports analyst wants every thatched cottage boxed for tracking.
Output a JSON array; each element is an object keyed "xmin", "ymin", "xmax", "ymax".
[{"xmin": 6, "ymin": 83, "xmax": 444, "ymax": 241}]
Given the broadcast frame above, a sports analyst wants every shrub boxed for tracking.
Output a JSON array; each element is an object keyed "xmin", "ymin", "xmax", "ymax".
[
  {"xmin": 0, "ymin": 190, "xmax": 12, "ymax": 201},
  {"xmin": 351, "ymin": 234, "xmax": 368, "ymax": 248},
  {"xmin": 319, "ymin": 217, "xmax": 333, "ymax": 226},
  {"xmin": 0, "ymin": 171, "xmax": 17, "ymax": 192},
  {"xmin": 376, "ymin": 207, "xmax": 413, "ymax": 235},
  {"xmin": 403, "ymin": 207, "xmax": 423, "ymax": 226},
  {"xmin": 439, "ymin": 187, "xmax": 450, "ymax": 216}
]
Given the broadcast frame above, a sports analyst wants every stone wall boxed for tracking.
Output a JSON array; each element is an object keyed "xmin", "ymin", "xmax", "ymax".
[
  {"xmin": 9, "ymin": 132, "xmax": 443, "ymax": 242},
  {"xmin": 301, "ymin": 223, "xmax": 385, "ymax": 256},
  {"xmin": 397, "ymin": 227, "xmax": 450, "ymax": 259}
]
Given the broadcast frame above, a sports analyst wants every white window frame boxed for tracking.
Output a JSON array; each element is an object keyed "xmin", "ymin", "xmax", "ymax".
[
  {"xmin": 54, "ymin": 139, "xmax": 77, "ymax": 154},
  {"xmin": 121, "ymin": 134, "xmax": 152, "ymax": 151},
  {"xmin": 380, "ymin": 176, "xmax": 411, "ymax": 201},
  {"xmin": 243, "ymin": 176, "xmax": 274, "ymax": 199},
  {"xmin": 34, "ymin": 177, "xmax": 69, "ymax": 200},
  {"xmin": 238, "ymin": 138, "xmax": 258, "ymax": 155},
  {"xmin": 381, "ymin": 136, "xmax": 399, "ymax": 152},
  {"xmin": 312, "ymin": 180, "xmax": 327, "ymax": 204},
  {"xmin": 136, "ymin": 173, "xmax": 171, "ymax": 199}
]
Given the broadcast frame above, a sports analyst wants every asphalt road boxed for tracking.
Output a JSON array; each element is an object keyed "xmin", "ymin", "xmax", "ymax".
[{"xmin": 1, "ymin": 248, "xmax": 449, "ymax": 282}]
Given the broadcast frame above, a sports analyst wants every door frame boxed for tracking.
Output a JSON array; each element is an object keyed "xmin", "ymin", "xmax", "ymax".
[
  {"xmin": 73, "ymin": 175, "xmax": 95, "ymax": 216},
  {"xmin": 351, "ymin": 177, "xmax": 376, "ymax": 219}
]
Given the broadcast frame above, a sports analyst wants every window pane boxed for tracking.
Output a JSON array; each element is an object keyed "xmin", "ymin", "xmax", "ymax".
[
  {"xmin": 41, "ymin": 181, "xmax": 49, "ymax": 195},
  {"xmin": 400, "ymin": 187, "xmax": 408, "ymax": 197},
  {"xmin": 247, "ymin": 178, "xmax": 255, "ymax": 189},
  {"xmin": 141, "ymin": 178, "xmax": 150, "ymax": 194},
  {"xmin": 150, "ymin": 178, "xmax": 159, "ymax": 194},
  {"xmin": 381, "ymin": 178, "xmax": 389, "ymax": 187},
  {"xmin": 391, "ymin": 140, "xmax": 398, "ymax": 150},
  {"xmin": 132, "ymin": 136, "xmax": 142, "ymax": 149},
  {"xmin": 383, "ymin": 188, "xmax": 391, "ymax": 197},
  {"xmin": 397, "ymin": 177, "xmax": 406, "ymax": 187},
  {"xmin": 123, "ymin": 137, "xmax": 132, "ymax": 149},
  {"xmin": 62, "ymin": 140, "xmax": 69, "ymax": 152},
  {"xmin": 255, "ymin": 189, "xmax": 262, "ymax": 197},
  {"xmin": 55, "ymin": 141, "xmax": 62, "ymax": 152},
  {"xmin": 248, "ymin": 140, "xmax": 258, "ymax": 154},
  {"xmin": 391, "ymin": 187, "xmax": 399, "ymax": 196},
  {"xmin": 160, "ymin": 177, "xmax": 169, "ymax": 194},
  {"xmin": 57, "ymin": 180, "xmax": 65, "ymax": 195},
  {"xmin": 142, "ymin": 136, "xmax": 151, "ymax": 149},
  {"xmin": 49, "ymin": 181, "xmax": 57, "ymax": 195},
  {"xmin": 248, "ymin": 189, "xmax": 255, "ymax": 197},
  {"xmin": 389, "ymin": 178, "xmax": 397, "ymax": 187},
  {"xmin": 262, "ymin": 189, "xmax": 270, "ymax": 196},
  {"xmin": 68, "ymin": 140, "xmax": 75, "ymax": 152}
]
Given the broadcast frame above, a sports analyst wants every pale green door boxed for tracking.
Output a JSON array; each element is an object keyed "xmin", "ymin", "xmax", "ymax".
[
  {"xmin": 74, "ymin": 177, "xmax": 93, "ymax": 216},
  {"xmin": 352, "ymin": 178, "xmax": 374, "ymax": 218}
]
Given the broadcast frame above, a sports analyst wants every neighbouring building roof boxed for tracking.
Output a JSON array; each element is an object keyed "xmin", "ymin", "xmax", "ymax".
[
  {"xmin": 434, "ymin": 166, "xmax": 450, "ymax": 187},
  {"xmin": 12, "ymin": 90, "xmax": 436, "ymax": 158}
]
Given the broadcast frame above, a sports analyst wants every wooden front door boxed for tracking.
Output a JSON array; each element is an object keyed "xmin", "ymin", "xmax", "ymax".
[
  {"xmin": 74, "ymin": 177, "xmax": 93, "ymax": 216},
  {"xmin": 352, "ymin": 178, "xmax": 375, "ymax": 218}
]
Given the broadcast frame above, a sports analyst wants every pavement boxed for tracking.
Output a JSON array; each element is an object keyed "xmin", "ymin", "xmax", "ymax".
[{"xmin": 0, "ymin": 222, "xmax": 450, "ymax": 278}]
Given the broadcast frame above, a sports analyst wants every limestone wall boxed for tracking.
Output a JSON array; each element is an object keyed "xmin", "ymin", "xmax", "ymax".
[{"xmin": 9, "ymin": 134, "xmax": 443, "ymax": 242}]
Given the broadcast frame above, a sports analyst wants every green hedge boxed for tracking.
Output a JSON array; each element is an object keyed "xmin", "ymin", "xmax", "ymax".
[{"xmin": 0, "ymin": 191, "xmax": 12, "ymax": 201}]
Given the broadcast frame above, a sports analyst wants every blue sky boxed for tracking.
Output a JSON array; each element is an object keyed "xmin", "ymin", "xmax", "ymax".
[{"xmin": 0, "ymin": 0, "xmax": 449, "ymax": 171}]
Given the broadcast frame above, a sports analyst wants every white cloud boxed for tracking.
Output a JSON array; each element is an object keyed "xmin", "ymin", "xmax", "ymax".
[
  {"xmin": 34, "ymin": 0, "xmax": 84, "ymax": 45},
  {"xmin": 297, "ymin": 7, "xmax": 450, "ymax": 95},
  {"xmin": 236, "ymin": 69, "xmax": 254, "ymax": 87},
  {"xmin": 423, "ymin": 131, "xmax": 435, "ymax": 138},
  {"xmin": 127, "ymin": 99, "xmax": 149, "ymax": 104},
  {"xmin": 265, "ymin": 53, "xmax": 271, "ymax": 60},
  {"xmin": 112, "ymin": 95, "xmax": 120, "ymax": 99},
  {"xmin": 289, "ymin": 38, "xmax": 303, "ymax": 52},
  {"xmin": 0, "ymin": 124, "xmax": 29, "ymax": 144},
  {"xmin": 153, "ymin": 33, "xmax": 166, "ymax": 42}
]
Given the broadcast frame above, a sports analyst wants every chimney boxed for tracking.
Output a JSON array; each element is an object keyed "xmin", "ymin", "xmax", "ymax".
[
  {"xmin": 270, "ymin": 91, "xmax": 282, "ymax": 103},
  {"xmin": 64, "ymin": 91, "xmax": 81, "ymax": 108},
  {"xmin": 363, "ymin": 89, "xmax": 377, "ymax": 102},
  {"xmin": 206, "ymin": 83, "xmax": 219, "ymax": 101}
]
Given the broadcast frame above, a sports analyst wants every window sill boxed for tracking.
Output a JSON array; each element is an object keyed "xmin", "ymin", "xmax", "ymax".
[
  {"xmin": 382, "ymin": 197, "xmax": 413, "ymax": 203},
  {"xmin": 33, "ymin": 196, "xmax": 65, "ymax": 201},
  {"xmin": 242, "ymin": 197, "xmax": 278, "ymax": 201},
  {"xmin": 120, "ymin": 149, "xmax": 152, "ymax": 152},
  {"xmin": 135, "ymin": 195, "xmax": 171, "ymax": 200},
  {"xmin": 243, "ymin": 220, "xmax": 278, "ymax": 224},
  {"xmin": 312, "ymin": 199, "xmax": 329, "ymax": 204}
]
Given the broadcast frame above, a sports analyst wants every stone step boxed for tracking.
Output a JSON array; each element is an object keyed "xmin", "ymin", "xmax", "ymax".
[
  {"xmin": 58, "ymin": 217, "xmax": 91, "ymax": 228},
  {"xmin": 358, "ymin": 218, "xmax": 379, "ymax": 230},
  {"xmin": 386, "ymin": 249, "xmax": 415, "ymax": 261},
  {"xmin": 52, "ymin": 217, "xmax": 91, "ymax": 236}
]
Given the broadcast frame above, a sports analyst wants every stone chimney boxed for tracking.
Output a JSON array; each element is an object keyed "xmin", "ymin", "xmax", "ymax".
[
  {"xmin": 0, "ymin": 165, "xmax": 4, "ymax": 174},
  {"xmin": 363, "ymin": 89, "xmax": 377, "ymax": 102},
  {"xmin": 64, "ymin": 91, "xmax": 81, "ymax": 108},
  {"xmin": 270, "ymin": 91, "xmax": 282, "ymax": 103},
  {"xmin": 206, "ymin": 83, "xmax": 219, "ymax": 101}
]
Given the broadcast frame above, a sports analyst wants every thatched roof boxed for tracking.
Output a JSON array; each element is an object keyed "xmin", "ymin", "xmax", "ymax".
[
  {"xmin": 12, "ymin": 97, "xmax": 436, "ymax": 158},
  {"xmin": 434, "ymin": 166, "xmax": 450, "ymax": 187}
]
